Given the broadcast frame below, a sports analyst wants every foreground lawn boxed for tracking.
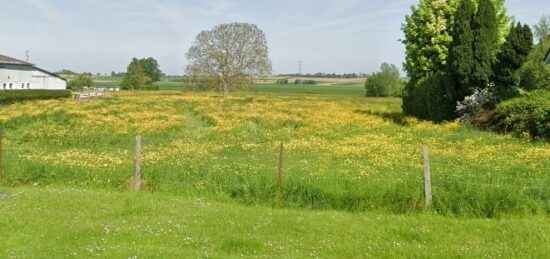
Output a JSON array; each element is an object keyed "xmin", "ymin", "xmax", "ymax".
[{"xmin": 1, "ymin": 187, "xmax": 549, "ymax": 258}]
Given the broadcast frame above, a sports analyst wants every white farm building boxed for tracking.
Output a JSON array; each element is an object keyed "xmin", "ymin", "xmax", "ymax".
[{"xmin": 0, "ymin": 54, "xmax": 66, "ymax": 90}]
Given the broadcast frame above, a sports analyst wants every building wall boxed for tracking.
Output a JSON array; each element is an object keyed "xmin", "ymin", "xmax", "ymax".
[{"xmin": 0, "ymin": 65, "xmax": 66, "ymax": 90}]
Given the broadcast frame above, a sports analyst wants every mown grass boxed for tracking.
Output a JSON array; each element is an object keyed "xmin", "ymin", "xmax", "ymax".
[
  {"xmin": 1, "ymin": 187, "xmax": 550, "ymax": 258},
  {"xmin": 0, "ymin": 91, "xmax": 548, "ymax": 218}
]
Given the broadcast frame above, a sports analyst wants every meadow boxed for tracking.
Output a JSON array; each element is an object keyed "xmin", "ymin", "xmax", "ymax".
[
  {"xmin": 0, "ymin": 89, "xmax": 548, "ymax": 216},
  {"xmin": 1, "ymin": 87, "xmax": 550, "ymax": 256}
]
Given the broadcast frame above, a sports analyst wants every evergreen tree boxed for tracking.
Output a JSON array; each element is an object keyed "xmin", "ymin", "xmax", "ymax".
[
  {"xmin": 471, "ymin": 0, "xmax": 498, "ymax": 88},
  {"xmin": 448, "ymin": 0, "xmax": 475, "ymax": 101},
  {"xmin": 121, "ymin": 58, "xmax": 152, "ymax": 90},
  {"xmin": 493, "ymin": 23, "xmax": 534, "ymax": 96}
]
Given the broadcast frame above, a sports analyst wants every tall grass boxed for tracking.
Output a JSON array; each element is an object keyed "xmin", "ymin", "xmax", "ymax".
[{"xmin": 0, "ymin": 92, "xmax": 549, "ymax": 217}]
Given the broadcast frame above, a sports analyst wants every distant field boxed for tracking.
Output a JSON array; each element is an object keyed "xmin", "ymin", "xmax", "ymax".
[
  {"xmin": 255, "ymin": 83, "xmax": 365, "ymax": 96},
  {"xmin": 93, "ymin": 78, "xmax": 366, "ymax": 96}
]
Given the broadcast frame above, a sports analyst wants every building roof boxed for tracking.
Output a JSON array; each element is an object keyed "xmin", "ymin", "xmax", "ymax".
[
  {"xmin": 0, "ymin": 54, "xmax": 33, "ymax": 66},
  {"xmin": 546, "ymin": 48, "xmax": 550, "ymax": 65}
]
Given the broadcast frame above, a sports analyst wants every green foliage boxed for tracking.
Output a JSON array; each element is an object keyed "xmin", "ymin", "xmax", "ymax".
[
  {"xmin": 0, "ymin": 90, "xmax": 71, "ymax": 104},
  {"xmin": 448, "ymin": 0, "xmax": 475, "ymax": 99},
  {"xmin": 365, "ymin": 63, "xmax": 404, "ymax": 97},
  {"xmin": 294, "ymin": 79, "xmax": 316, "ymax": 85},
  {"xmin": 471, "ymin": 0, "xmax": 498, "ymax": 87},
  {"xmin": 275, "ymin": 79, "xmax": 289, "ymax": 84},
  {"xmin": 121, "ymin": 58, "xmax": 153, "ymax": 90},
  {"xmin": 401, "ymin": 0, "xmax": 455, "ymax": 83},
  {"xmin": 519, "ymin": 15, "xmax": 550, "ymax": 91},
  {"xmin": 67, "ymin": 75, "xmax": 94, "ymax": 90},
  {"xmin": 138, "ymin": 57, "xmax": 163, "ymax": 82},
  {"xmin": 492, "ymin": 90, "xmax": 550, "ymax": 139},
  {"xmin": 403, "ymin": 73, "xmax": 456, "ymax": 122},
  {"xmin": 493, "ymin": 23, "xmax": 534, "ymax": 97}
]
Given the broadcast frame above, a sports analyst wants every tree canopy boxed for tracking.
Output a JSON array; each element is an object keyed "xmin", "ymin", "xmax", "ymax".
[
  {"xmin": 138, "ymin": 57, "xmax": 163, "ymax": 82},
  {"xmin": 121, "ymin": 58, "xmax": 153, "ymax": 90},
  {"xmin": 365, "ymin": 63, "xmax": 404, "ymax": 97},
  {"xmin": 493, "ymin": 22, "xmax": 534, "ymax": 96},
  {"xmin": 185, "ymin": 22, "xmax": 272, "ymax": 97}
]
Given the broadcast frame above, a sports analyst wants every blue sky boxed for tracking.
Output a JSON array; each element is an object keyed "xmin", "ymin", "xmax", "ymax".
[{"xmin": 1, "ymin": 0, "xmax": 548, "ymax": 75}]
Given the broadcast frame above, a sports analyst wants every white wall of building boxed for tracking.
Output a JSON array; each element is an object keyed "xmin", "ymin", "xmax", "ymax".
[{"xmin": 0, "ymin": 65, "xmax": 66, "ymax": 90}]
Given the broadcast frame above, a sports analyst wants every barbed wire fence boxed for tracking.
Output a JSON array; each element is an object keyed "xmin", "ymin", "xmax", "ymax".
[{"xmin": 1, "ymin": 129, "xmax": 549, "ymax": 212}]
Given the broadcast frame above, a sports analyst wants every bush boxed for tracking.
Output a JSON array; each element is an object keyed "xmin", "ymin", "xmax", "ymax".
[
  {"xmin": 365, "ymin": 63, "xmax": 404, "ymax": 97},
  {"xmin": 68, "ymin": 75, "xmax": 94, "ymax": 90},
  {"xmin": 295, "ymin": 79, "xmax": 316, "ymax": 85},
  {"xmin": 489, "ymin": 90, "xmax": 550, "ymax": 139},
  {"xmin": 0, "ymin": 90, "xmax": 72, "ymax": 104},
  {"xmin": 276, "ymin": 79, "xmax": 289, "ymax": 84},
  {"xmin": 456, "ymin": 84, "xmax": 497, "ymax": 122},
  {"xmin": 403, "ymin": 73, "xmax": 456, "ymax": 122}
]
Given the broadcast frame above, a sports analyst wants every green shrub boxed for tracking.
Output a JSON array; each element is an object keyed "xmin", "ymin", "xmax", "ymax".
[
  {"xmin": 68, "ymin": 75, "xmax": 93, "ymax": 90},
  {"xmin": 0, "ymin": 90, "xmax": 72, "ymax": 104},
  {"xmin": 491, "ymin": 90, "xmax": 550, "ymax": 139},
  {"xmin": 275, "ymin": 79, "xmax": 289, "ymax": 84},
  {"xmin": 295, "ymin": 79, "xmax": 316, "ymax": 85},
  {"xmin": 402, "ymin": 73, "xmax": 456, "ymax": 122}
]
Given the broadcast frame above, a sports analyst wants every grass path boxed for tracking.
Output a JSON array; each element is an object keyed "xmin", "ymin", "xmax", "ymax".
[{"xmin": 1, "ymin": 187, "xmax": 550, "ymax": 258}]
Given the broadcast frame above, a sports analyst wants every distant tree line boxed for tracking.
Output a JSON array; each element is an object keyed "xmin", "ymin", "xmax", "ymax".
[{"xmin": 277, "ymin": 73, "xmax": 367, "ymax": 78}]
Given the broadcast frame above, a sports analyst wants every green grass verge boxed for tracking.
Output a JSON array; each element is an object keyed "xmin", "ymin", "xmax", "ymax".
[{"xmin": 1, "ymin": 186, "xmax": 549, "ymax": 258}]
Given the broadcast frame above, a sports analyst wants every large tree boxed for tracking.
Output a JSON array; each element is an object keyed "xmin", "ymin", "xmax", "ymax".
[
  {"xmin": 401, "ymin": 0, "xmax": 455, "ymax": 83},
  {"xmin": 138, "ymin": 57, "xmax": 163, "ymax": 82},
  {"xmin": 471, "ymin": 0, "xmax": 498, "ymax": 87},
  {"xmin": 401, "ymin": 0, "xmax": 455, "ymax": 116},
  {"xmin": 448, "ymin": 0, "xmax": 476, "ymax": 100},
  {"xmin": 493, "ymin": 22, "xmax": 534, "ymax": 95},
  {"xmin": 185, "ymin": 22, "xmax": 272, "ymax": 97},
  {"xmin": 121, "ymin": 58, "xmax": 153, "ymax": 90}
]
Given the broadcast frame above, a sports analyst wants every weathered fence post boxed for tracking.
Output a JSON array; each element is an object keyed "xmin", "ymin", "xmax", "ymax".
[
  {"xmin": 277, "ymin": 142, "xmax": 284, "ymax": 201},
  {"xmin": 134, "ymin": 135, "xmax": 142, "ymax": 191},
  {"xmin": 0, "ymin": 128, "xmax": 3, "ymax": 183},
  {"xmin": 422, "ymin": 145, "xmax": 432, "ymax": 207}
]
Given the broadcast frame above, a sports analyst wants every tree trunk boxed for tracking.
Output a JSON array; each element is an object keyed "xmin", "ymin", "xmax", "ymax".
[{"xmin": 222, "ymin": 80, "xmax": 229, "ymax": 98}]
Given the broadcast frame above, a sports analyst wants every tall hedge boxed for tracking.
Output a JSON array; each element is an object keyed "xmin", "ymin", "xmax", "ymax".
[
  {"xmin": 403, "ymin": 73, "xmax": 456, "ymax": 122},
  {"xmin": 0, "ymin": 90, "xmax": 72, "ymax": 104}
]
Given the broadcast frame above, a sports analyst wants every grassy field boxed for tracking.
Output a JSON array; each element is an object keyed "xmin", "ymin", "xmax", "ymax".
[
  {"xmin": 1, "ymin": 187, "xmax": 550, "ymax": 257},
  {"xmin": 1, "ymin": 88, "xmax": 549, "ymax": 256},
  {"xmin": 92, "ymin": 77, "xmax": 367, "ymax": 96}
]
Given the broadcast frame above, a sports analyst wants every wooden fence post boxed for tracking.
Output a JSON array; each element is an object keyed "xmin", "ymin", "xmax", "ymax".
[
  {"xmin": 0, "ymin": 128, "xmax": 3, "ymax": 183},
  {"xmin": 422, "ymin": 145, "xmax": 432, "ymax": 207},
  {"xmin": 134, "ymin": 135, "xmax": 142, "ymax": 191},
  {"xmin": 277, "ymin": 142, "xmax": 284, "ymax": 201}
]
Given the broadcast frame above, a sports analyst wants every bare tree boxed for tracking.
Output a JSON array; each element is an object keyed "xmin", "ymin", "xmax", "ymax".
[{"xmin": 185, "ymin": 22, "xmax": 272, "ymax": 97}]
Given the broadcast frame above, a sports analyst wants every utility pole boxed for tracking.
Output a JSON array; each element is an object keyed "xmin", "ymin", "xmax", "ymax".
[
  {"xmin": 298, "ymin": 60, "xmax": 303, "ymax": 87},
  {"xmin": 25, "ymin": 50, "xmax": 30, "ymax": 62}
]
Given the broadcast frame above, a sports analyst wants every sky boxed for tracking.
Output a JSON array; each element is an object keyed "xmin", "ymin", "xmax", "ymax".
[{"xmin": 1, "ymin": 0, "xmax": 548, "ymax": 75}]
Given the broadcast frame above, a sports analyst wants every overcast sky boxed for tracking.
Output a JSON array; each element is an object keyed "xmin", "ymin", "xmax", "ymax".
[{"xmin": 1, "ymin": 0, "xmax": 548, "ymax": 75}]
